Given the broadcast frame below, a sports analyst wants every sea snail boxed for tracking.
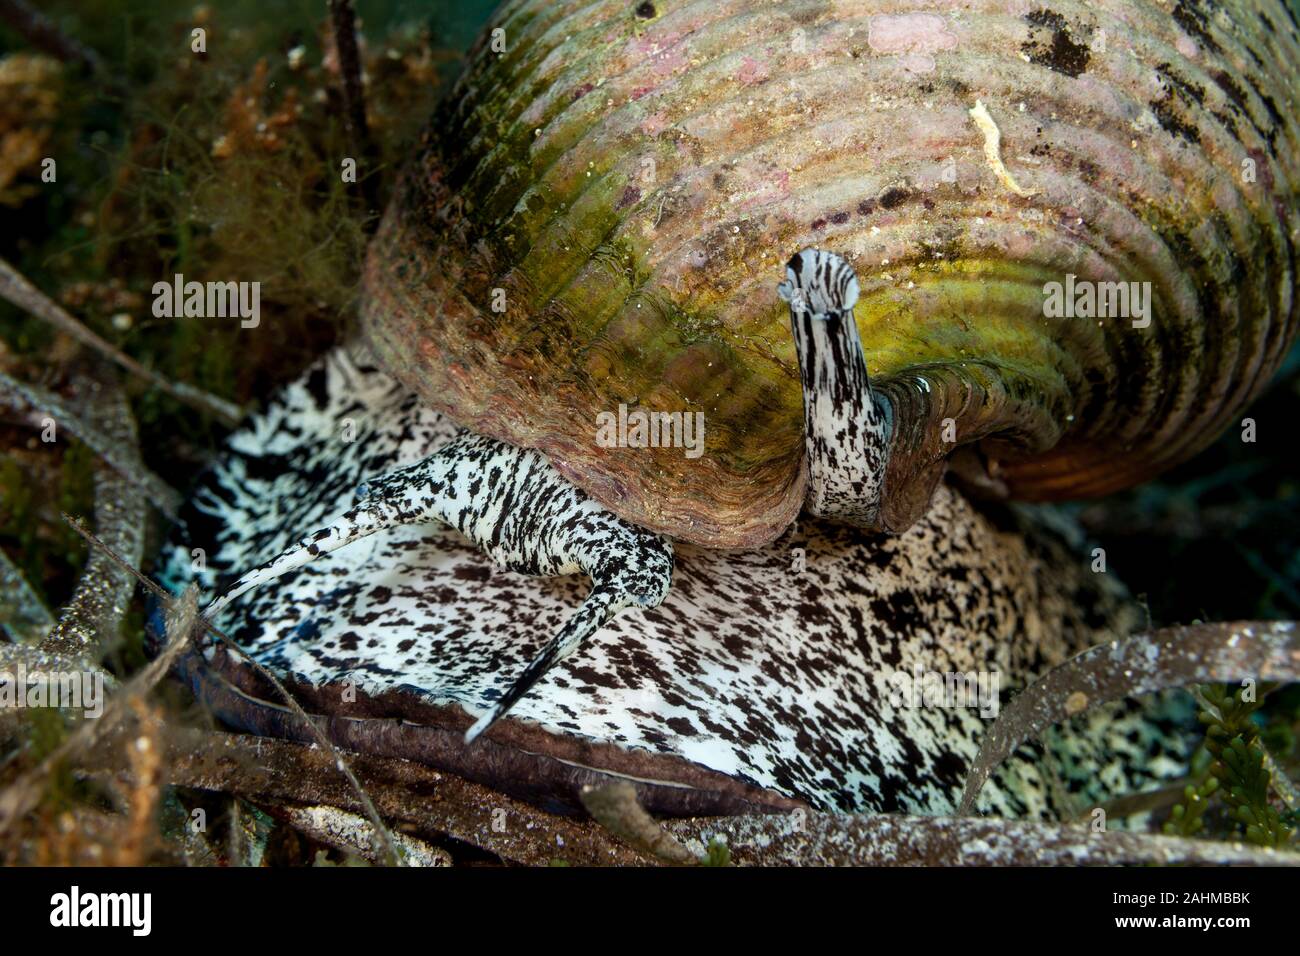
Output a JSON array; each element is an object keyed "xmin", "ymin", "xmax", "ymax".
[{"xmin": 157, "ymin": 0, "xmax": 1297, "ymax": 814}]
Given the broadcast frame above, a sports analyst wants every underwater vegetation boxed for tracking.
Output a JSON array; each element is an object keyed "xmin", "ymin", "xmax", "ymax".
[{"xmin": 0, "ymin": 0, "xmax": 1297, "ymax": 867}]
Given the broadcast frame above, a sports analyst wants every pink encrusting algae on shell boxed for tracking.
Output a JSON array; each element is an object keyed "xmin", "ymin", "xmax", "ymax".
[{"xmin": 362, "ymin": 0, "xmax": 1300, "ymax": 548}]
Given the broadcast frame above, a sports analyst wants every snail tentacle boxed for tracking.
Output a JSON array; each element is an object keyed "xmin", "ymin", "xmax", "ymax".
[
  {"xmin": 780, "ymin": 249, "xmax": 890, "ymax": 528},
  {"xmin": 201, "ymin": 430, "xmax": 673, "ymax": 739},
  {"xmin": 463, "ymin": 579, "xmax": 622, "ymax": 742}
]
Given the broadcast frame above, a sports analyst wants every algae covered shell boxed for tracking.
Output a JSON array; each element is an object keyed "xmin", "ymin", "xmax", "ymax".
[{"xmin": 362, "ymin": 0, "xmax": 1300, "ymax": 548}]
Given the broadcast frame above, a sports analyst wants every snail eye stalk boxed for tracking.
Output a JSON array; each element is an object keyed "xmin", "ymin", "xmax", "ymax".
[
  {"xmin": 779, "ymin": 248, "xmax": 890, "ymax": 528},
  {"xmin": 202, "ymin": 432, "xmax": 673, "ymax": 740}
]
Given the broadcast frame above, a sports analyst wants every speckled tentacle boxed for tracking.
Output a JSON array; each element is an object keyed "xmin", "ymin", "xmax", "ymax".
[
  {"xmin": 780, "ymin": 249, "xmax": 890, "ymax": 527},
  {"xmin": 202, "ymin": 430, "xmax": 674, "ymax": 737},
  {"xmin": 464, "ymin": 579, "xmax": 622, "ymax": 742}
]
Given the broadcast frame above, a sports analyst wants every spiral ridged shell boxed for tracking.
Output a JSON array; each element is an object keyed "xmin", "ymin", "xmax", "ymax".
[{"xmin": 362, "ymin": 0, "xmax": 1300, "ymax": 547}]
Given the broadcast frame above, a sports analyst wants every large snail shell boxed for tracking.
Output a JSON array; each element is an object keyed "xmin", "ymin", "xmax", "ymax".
[{"xmin": 362, "ymin": 0, "xmax": 1300, "ymax": 548}]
